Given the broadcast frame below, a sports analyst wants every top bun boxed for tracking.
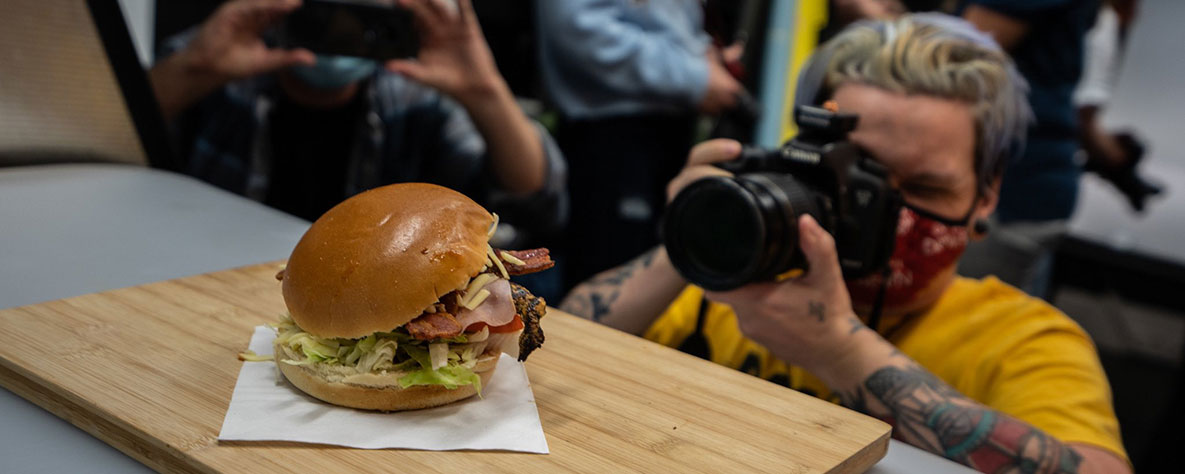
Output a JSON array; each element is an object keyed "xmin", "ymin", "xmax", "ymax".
[{"xmin": 282, "ymin": 183, "xmax": 493, "ymax": 339}]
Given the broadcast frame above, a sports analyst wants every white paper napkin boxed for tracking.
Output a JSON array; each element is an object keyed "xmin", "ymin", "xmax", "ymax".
[{"xmin": 218, "ymin": 326, "xmax": 549, "ymax": 453}]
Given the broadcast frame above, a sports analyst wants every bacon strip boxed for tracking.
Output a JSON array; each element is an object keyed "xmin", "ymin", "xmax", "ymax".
[
  {"xmin": 497, "ymin": 248, "xmax": 555, "ymax": 276},
  {"xmin": 509, "ymin": 282, "xmax": 546, "ymax": 362},
  {"xmin": 405, "ymin": 311, "xmax": 463, "ymax": 341}
]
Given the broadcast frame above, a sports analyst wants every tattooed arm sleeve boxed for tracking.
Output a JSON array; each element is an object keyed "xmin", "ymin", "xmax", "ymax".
[
  {"xmin": 823, "ymin": 314, "xmax": 1135, "ymax": 473},
  {"xmin": 841, "ymin": 360, "xmax": 1089, "ymax": 473},
  {"xmin": 560, "ymin": 247, "xmax": 687, "ymax": 336}
]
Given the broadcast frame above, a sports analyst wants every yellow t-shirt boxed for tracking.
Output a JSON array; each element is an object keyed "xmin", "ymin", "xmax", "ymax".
[{"xmin": 645, "ymin": 276, "xmax": 1127, "ymax": 461}]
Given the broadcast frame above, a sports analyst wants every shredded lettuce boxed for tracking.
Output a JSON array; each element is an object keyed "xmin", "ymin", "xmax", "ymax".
[
  {"xmin": 401, "ymin": 344, "xmax": 431, "ymax": 369},
  {"xmin": 398, "ymin": 364, "xmax": 482, "ymax": 393},
  {"xmin": 272, "ymin": 315, "xmax": 487, "ymax": 393},
  {"xmin": 355, "ymin": 339, "xmax": 398, "ymax": 373}
]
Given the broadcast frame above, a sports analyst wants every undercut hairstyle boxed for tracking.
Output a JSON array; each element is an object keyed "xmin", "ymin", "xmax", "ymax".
[{"xmin": 818, "ymin": 13, "xmax": 1032, "ymax": 189}]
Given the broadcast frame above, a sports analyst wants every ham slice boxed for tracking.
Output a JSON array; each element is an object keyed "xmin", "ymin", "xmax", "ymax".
[{"xmin": 455, "ymin": 278, "xmax": 516, "ymax": 331}]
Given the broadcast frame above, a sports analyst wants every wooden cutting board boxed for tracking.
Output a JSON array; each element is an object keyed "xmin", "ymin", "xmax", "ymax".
[{"xmin": 0, "ymin": 262, "xmax": 890, "ymax": 473}]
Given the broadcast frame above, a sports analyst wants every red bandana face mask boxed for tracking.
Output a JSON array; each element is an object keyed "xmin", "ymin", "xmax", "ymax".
[{"xmin": 846, "ymin": 206, "xmax": 970, "ymax": 310}]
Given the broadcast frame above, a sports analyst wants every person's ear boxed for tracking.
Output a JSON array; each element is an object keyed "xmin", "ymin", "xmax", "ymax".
[{"xmin": 970, "ymin": 175, "xmax": 1001, "ymax": 240}]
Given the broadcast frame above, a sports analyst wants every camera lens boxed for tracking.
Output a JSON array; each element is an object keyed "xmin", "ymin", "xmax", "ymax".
[
  {"xmin": 663, "ymin": 173, "xmax": 822, "ymax": 291},
  {"xmin": 669, "ymin": 179, "xmax": 763, "ymax": 278}
]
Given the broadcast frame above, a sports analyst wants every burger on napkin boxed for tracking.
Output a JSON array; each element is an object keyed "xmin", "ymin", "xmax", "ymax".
[{"xmin": 271, "ymin": 183, "xmax": 552, "ymax": 411}]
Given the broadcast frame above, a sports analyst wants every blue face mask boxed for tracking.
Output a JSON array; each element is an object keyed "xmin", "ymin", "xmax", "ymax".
[{"xmin": 289, "ymin": 55, "xmax": 377, "ymax": 90}]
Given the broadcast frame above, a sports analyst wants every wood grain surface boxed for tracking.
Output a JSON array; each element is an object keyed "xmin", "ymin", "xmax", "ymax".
[{"xmin": 0, "ymin": 262, "xmax": 890, "ymax": 473}]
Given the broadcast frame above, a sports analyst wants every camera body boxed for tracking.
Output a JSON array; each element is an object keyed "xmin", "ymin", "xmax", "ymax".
[
  {"xmin": 662, "ymin": 105, "xmax": 902, "ymax": 291},
  {"xmin": 278, "ymin": 0, "xmax": 419, "ymax": 60}
]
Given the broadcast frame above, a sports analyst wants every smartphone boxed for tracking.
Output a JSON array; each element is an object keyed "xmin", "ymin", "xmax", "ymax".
[{"xmin": 278, "ymin": 0, "xmax": 419, "ymax": 60}]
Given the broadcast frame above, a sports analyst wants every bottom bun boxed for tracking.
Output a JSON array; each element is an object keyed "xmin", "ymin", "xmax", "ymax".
[{"xmin": 274, "ymin": 343, "xmax": 500, "ymax": 411}]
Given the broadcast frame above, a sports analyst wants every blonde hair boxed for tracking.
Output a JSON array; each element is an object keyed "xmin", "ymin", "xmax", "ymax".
[{"xmin": 818, "ymin": 13, "xmax": 1032, "ymax": 187}]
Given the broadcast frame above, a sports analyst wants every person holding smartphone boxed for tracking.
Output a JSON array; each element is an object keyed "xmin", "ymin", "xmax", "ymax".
[{"xmin": 149, "ymin": 0, "xmax": 565, "ymax": 234}]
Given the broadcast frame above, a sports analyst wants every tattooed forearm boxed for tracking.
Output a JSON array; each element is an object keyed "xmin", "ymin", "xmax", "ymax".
[
  {"xmin": 808, "ymin": 300, "xmax": 825, "ymax": 322},
  {"xmin": 849, "ymin": 364, "xmax": 1082, "ymax": 473},
  {"xmin": 561, "ymin": 248, "xmax": 658, "ymax": 322},
  {"xmin": 848, "ymin": 316, "xmax": 871, "ymax": 335}
]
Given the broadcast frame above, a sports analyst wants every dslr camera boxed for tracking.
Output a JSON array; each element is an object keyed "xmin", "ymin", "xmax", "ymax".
[{"xmin": 662, "ymin": 105, "xmax": 903, "ymax": 291}]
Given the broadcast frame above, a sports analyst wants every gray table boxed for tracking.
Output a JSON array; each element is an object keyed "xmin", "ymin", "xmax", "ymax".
[
  {"xmin": 0, "ymin": 163, "xmax": 309, "ymax": 474},
  {"xmin": 0, "ymin": 163, "xmax": 971, "ymax": 473}
]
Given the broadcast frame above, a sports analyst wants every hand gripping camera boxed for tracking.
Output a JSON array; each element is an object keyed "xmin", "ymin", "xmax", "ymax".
[{"xmin": 662, "ymin": 105, "xmax": 903, "ymax": 291}]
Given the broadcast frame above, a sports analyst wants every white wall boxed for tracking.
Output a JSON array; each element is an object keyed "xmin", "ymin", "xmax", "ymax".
[{"xmin": 1069, "ymin": 0, "xmax": 1185, "ymax": 262}]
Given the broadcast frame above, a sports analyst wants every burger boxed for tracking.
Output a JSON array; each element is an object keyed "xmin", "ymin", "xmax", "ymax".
[{"xmin": 270, "ymin": 183, "xmax": 553, "ymax": 411}]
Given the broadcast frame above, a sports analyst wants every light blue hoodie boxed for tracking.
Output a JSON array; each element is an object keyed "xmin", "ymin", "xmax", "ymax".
[{"xmin": 536, "ymin": 0, "xmax": 711, "ymax": 120}]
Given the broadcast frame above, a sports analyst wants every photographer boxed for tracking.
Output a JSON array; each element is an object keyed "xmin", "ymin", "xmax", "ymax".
[
  {"xmin": 562, "ymin": 15, "xmax": 1128, "ymax": 473},
  {"xmin": 148, "ymin": 0, "xmax": 564, "ymax": 231}
]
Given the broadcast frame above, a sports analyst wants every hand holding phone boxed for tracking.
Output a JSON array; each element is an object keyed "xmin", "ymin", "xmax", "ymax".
[
  {"xmin": 173, "ymin": 0, "xmax": 317, "ymax": 81},
  {"xmin": 384, "ymin": 0, "xmax": 506, "ymax": 105},
  {"xmin": 152, "ymin": 0, "xmax": 316, "ymax": 119}
]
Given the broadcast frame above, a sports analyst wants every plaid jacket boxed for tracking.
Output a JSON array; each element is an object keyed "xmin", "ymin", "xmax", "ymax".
[{"xmin": 170, "ymin": 60, "xmax": 567, "ymax": 233}]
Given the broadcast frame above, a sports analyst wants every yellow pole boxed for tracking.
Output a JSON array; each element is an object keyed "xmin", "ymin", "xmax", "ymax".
[{"xmin": 779, "ymin": 0, "xmax": 829, "ymax": 142}]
